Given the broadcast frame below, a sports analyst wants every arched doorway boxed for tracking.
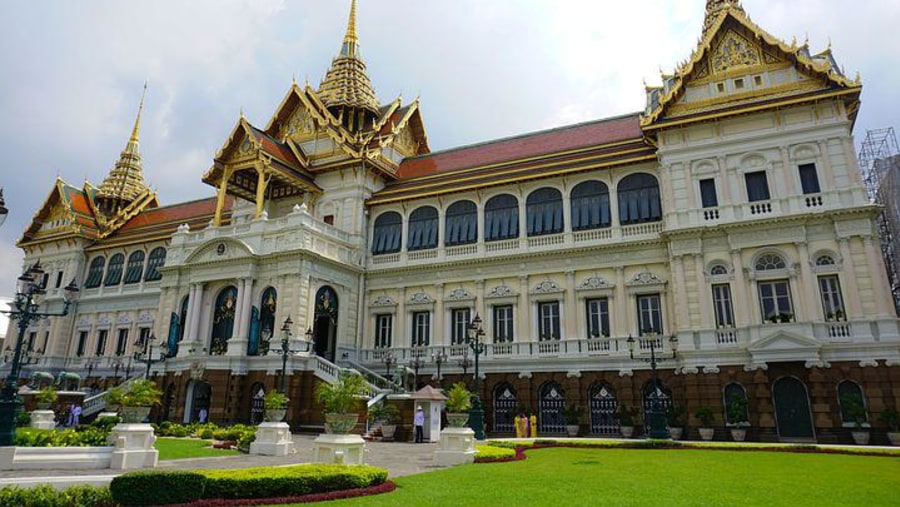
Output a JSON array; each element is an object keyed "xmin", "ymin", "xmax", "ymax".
[
  {"xmin": 161, "ymin": 383, "xmax": 176, "ymax": 422},
  {"xmin": 589, "ymin": 383, "xmax": 619, "ymax": 436},
  {"xmin": 492, "ymin": 383, "xmax": 517, "ymax": 433},
  {"xmin": 641, "ymin": 380, "xmax": 672, "ymax": 434},
  {"xmin": 773, "ymin": 377, "xmax": 815, "ymax": 441},
  {"xmin": 184, "ymin": 379, "xmax": 212, "ymax": 423},
  {"xmin": 313, "ymin": 286, "xmax": 339, "ymax": 363},
  {"xmin": 538, "ymin": 382, "xmax": 566, "ymax": 434},
  {"xmin": 210, "ymin": 286, "xmax": 237, "ymax": 356},
  {"xmin": 249, "ymin": 383, "xmax": 266, "ymax": 425}
]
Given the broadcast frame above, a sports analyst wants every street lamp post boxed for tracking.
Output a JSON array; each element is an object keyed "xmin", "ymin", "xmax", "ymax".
[
  {"xmin": 626, "ymin": 331, "xmax": 679, "ymax": 440},
  {"xmin": 382, "ymin": 351, "xmax": 396, "ymax": 381},
  {"xmin": 134, "ymin": 334, "xmax": 168, "ymax": 380},
  {"xmin": 457, "ymin": 349, "xmax": 472, "ymax": 378},
  {"xmin": 274, "ymin": 317, "xmax": 310, "ymax": 393},
  {"xmin": 0, "ymin": 262, "xmax": 79, "ymax": 445},
  {"xmin": 84, "ymin": 354, "xmax": 102, "ymax": 385},
  {"xmin": 465, "ymin": 314, "xmax": 487, "ymax": 440},
  {"xmin": 431, "ymin": 350, "xmax": 447, "ymax": 385},
  {"xmin": 408, "ymin": 348, "xmax": 426, "ymax": 391}
]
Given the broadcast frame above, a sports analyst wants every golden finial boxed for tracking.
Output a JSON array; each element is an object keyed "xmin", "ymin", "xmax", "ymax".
[
  {"xmin": 292, "ymin": 74, "xmax": 298, "ymax": 86},
  {"xmin": 130, "ymin": 82, "xmax": 147, "ymax": 143},
  {"xmin": 346, "ymin": 0, "xmax": 358, "ymax": 43},
  {"xmin": 240, "ymin": 107, "xmax": 245, "ymax": 119}
]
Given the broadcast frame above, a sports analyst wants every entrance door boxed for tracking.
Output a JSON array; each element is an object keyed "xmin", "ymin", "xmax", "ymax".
[
  {"xmin": 589, "ymin": 383, "xmax": 618, "ymax": 436},
  {"xmin": 538, "ymin": 382, "xmax": 566, "ymax": 434},
  {"xmin": 641, "ymin": 381, "xmax": 672, "ymax": 433},
  {"xmin": 313, "ymin": 286, "xmax": 339, "ymax": 363},
  {"xmin": 773, "ymin": 377, "xmax": 815, "ymax": 440},
  {"xmin": 184, "ymin": 380, "xmax": 212, "ymax": 423}
]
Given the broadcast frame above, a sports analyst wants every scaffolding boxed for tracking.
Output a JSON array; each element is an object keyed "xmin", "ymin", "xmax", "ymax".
[{"xmin": 858, "ymin": 127, "xmax": 900, "ymax": 314}]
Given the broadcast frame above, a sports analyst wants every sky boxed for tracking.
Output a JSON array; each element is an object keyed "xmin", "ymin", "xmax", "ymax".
[{"xmin": 0, "ymin": 0, "xmax": 898, "ymax": 298}]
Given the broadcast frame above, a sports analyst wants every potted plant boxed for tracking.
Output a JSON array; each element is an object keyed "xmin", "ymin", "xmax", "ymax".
[
  {"xmin": 104, "ymin": 386, "xmax": 125, "ymax": 413},
  {"xmin": 315, "ymin": 370, "xmax": 369, "ymax": 434},
  {"xmin": 34, "ymin": 386, "xmax": 58, "ymax": 410},
  {"xmin": 841, "ymin": 393, "xmax": 870, "ymax": 445},
  {"xmin": 264, "ymin": 390, "xmax": 289, "ymax": 422},
  {"xmin": 444, "ymin": 382, "xmax": 472, "ymax": 427},
  {"xmin": 665, "ymin": 405, "xmax": 686, "ymax": 440},
  {"xmin": 725, "ymin": 394, "xmax": 750, "ymax": 442},
  {"xmin": 120, "ymin": 379, "xmax": 163, "ymax": 423},
  {"xmin": 880, "ymin": 408, "xmax": 900, "ymax": 446},
  {"xmin": 368, "ymin": 400, "xmax": 400, "ymax": 440},
  {"xmin": 695, "ymin": 406, "xmax": 715, "ymax": 441},
  {"xmin": 562, "ymin": 405, "xmax": 585, "ymax": 437},
  {"xmin": 615, "ymin": 404, "xmax": 638, "ymax": 438}
]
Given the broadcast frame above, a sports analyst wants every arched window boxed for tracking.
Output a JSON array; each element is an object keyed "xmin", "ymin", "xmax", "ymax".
[
  {"xmin": 571, "ymin": 181, "xmax": 611, "ymax": 230},
  {"xmin": 407, "ymin": 206, "xmax": 438, "ymax": 251},
  {"xmin": 755, "ymin": 253, "xmax": 787, "ymax": 271},
  {"xmin": 617, "ymin": 173, "xmax": 661, "ymax": 225},
  {"xmin": 710, "ymin": 264, "xmax": 729, "ymax": 276},
  {"xmin": 84, "ymin": 256, "xmax": 106, "ymax": 289},
  {"xmin": 484, "ymin": 194, "xmax": 519, "ymax": 241},
  {"xmin": 104, "ymin": 254, "xmax": 125, "ymax": 286},
  {"xmin": 123, "ymin": 251, "xmax": 145, "ymax": 284},
  {"xmin": 372, "ymin": 212, "xmax": 402, "ymax": 255},
  {"xmin": 177, "ymin": 296, "xmax": 189, "ymax": 344},
  {"xmin": 445, "ymin": 200, "xmax": 477, "ymax": 246},
  {"xmin": 816, "ymin": 255, "xmax": 836, "ymax": 266},
  {"xmin": 210, "ymin": 286, "xmax": 237, "ymax": 355},
  {"xmin": 526, "ymin": 188, "xmax": 563, "ymax": 236},
  {"xmin": 538, "ymin": 381, "xmax": 566, "ymax": 434},
  {"xmin": 837, "ymin": 381, "xmax": 868, "ymax": 426},
  {"xmin": 724, "ymin": 383, "xmax": 749, "ymax": 425},
  {"xmin": 256, "ymin": 287, "xmax": 277, "ymax": 356},
  {"xmin": 589, "ymin": 383, "xmax": 619, "ymax": 435},
  {"xmin": 145, "ymin": 247, "xmax": 166, "ymax": 281}
]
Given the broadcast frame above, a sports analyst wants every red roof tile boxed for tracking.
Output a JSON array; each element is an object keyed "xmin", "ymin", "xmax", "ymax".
[
  {"xmin": 397, "ymin": 114, "xmax": 642, "ymax": 179},
  {"xmin": 117, "ymin": 197, "xmax": 227, "ymax": 232}
]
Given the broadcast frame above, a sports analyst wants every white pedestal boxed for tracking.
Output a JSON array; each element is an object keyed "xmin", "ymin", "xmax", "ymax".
[
  {"xmin": 109, "ymin": 423, "xmax": 158, "ymax": 470},
  {"xmin": 433, "ymin": 427, "xmax": 476, "ymax": 467},
  {"xmin": 312, "ymin": 433, "xmax": 367, "ymax": 465},
  {"xmin": 249, "ymin": 422, "xmax": 293, "ymax": 457},
  {"xmin": 30, "ymin": 410, "xmax": 56, "ymax": 430}
]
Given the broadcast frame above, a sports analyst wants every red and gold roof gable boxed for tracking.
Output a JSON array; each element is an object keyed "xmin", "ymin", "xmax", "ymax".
[
  {"xmin": 641, "ymin": 5, "xmax": 861, "ymax": 131},
  {"xmin": 19, "ymin": 179, "xmax": 101, "ymax": 246}
]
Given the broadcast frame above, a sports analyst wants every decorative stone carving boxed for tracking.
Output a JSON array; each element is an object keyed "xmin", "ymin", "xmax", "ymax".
[
  {"xmin": 446, "ymin": 288, "xmax": 474, "ymax": 301},
  {"xmin": 137, "ymin": 312, "xmax": 153, "ymax": 324},
  {"xmin": 743, "ymin": 362, "xmax": 768, "ymax": 372},
  {"xmin": 117, "ymin": 314, "xmax": 132, "ymax": 325},
  {"xmin": 858, "ymin": 359, "xmax": 879, "ymax": 368},
  {"xmin": 618, "ymin": 369, "xmax": 633, "ymax": 377},
  {"xmin": 531, "ymin": 280, "xmax": 564, "ymax": 295},
  {"xmin": 487, "ymin": 284, "xmax": 516, "ymax": 298},
  {"xmin": 626, "ymin": 272, "xmax": 666, "ymax": 286},
  {"xmin": 566, "ymin": 370, "xmax": 582, "ymax": 379},
  {"xmin": 804, "ymin": 360, "xmax": 831, "ymax": 369},
  {"xmin": 518, "ymin": 371, "xmax": 533, "ymax": 379},
  {"xmin": 711, "ymin": 30, "xmax": 761, "ymax": 73},
  {"xmin": 576, "ymin": 276, "xmax": 613, "ymax": 291},
  {"xmin": 702, "ymin": 366, "xmax": 720, "ymax": 374},
  {"xmin": 370, "ymin": 295, "xmax": 397, "ymax": 307},
  {"xmin": 408, "ymin": 292, "xmax": 434, "ymax": 304},
  {"xmin": 190, "ymin": 360, "xmax": 205, "ymax": 380}
]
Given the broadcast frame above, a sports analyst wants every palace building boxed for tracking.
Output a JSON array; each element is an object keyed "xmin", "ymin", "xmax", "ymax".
[{"xmin": 10, "ymin": 0, "xmax": 900, "ymax": 443}]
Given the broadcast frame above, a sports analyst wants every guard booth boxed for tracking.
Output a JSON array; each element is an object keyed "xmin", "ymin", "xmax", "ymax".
[{"xmin": 409, "ymin": 386, "xmax": 446, "ymax": 443}]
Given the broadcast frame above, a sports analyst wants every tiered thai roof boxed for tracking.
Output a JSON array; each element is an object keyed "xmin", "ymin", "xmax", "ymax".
[
  {"xmin": 96, "ymin": 85, "xmax": 154, "ymax": 212},
  {"xmin": 317, "ymin": 0, "xmax": 380, "ymax": 115}
]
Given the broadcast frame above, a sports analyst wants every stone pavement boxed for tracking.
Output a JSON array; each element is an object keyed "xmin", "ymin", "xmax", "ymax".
[{"xmin": 0, "ymin": 434, "xmax": 441, "ymax": 489}]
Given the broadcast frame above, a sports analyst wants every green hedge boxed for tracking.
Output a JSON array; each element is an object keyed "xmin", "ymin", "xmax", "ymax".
[
  {"xmin": 0, "ymin": 484, "xmax": 116, "ymax": 507},
  {"xmin": 13, "ymin": 426, "xmax": 111, "ymax": 447},
  {"xmin": 109, "ymin": 470, "xmax": 206, "ymax": 506},
  {"xmin": 199, "ymin": 464, "xmax": 388, "ymax": 500}
]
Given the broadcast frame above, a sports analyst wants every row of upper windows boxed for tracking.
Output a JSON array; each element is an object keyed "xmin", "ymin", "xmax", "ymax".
[
  {"xmin": 84, "ymin": 247, "xmax": 167, "ymax": 289},
  {"xmin": 698, "ymin": 163, "xmax": 821, "ymax": 208},
  {"xmin": 372, "ymin": 174, "xmax": 662, "ymax": 254}
]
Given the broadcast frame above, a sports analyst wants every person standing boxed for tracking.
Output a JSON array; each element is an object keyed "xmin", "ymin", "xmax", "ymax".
[
  {"xmin": 414, "ymin": 405, "xmax": 425, "ymax": 443},
  {"xmin": 71, "ymin": 404, "xmax": 82, "ymax": 426},
  {"xmin": 199, "ymin": 407, "xmax": 208, "ymax": 423}
]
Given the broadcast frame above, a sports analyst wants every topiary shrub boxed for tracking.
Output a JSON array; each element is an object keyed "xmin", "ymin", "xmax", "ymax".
[
  {"xmin": 199, "ymin": 464, "xmax": 387, "ymax": 500},
  {"xmin": 110, "ymin": 470, "xmax": 206, "ymax": 506}
]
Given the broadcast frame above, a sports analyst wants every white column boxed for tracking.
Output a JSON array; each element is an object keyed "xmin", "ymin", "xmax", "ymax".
[
  {"xmin": 189, "ymin": 284, "xmax": 204, "ymax": 351},
  {"xmin": 795, "ymin": 242, "xmax": 819, "ymax": 321},
  {"xmin": 433, "ymin": 283, "xmax": 445, "ymax": 346},
  {"xmin": 671, "ymin": 256, "xmax": 689, "ymax": 330},
  {"xmin": 838, "ymin": 239, "xmax": 863, "ymax": 318},
  {"xmin": 817, "ymin": 140, "xmax": 837, "ymax": 189},
  {"xmin": 694, "ymin": 254, "xmax": 712, "ymax": 328},
  {"xmin": 395, "ymin": 289, "xmax": 406, "ymax": 348},
  {"xmin": 730, "ymin": 250, "xmax": 751, "ymax": 327},
  {"xmin": 614, "ymin": 267, "xmax": 627, "ymax": 336},
  {"xmin": 229, "ymin": 278, "xmax": 253, "ymax": 356},
  {"xmin": 518, "ymin": 275, "xmax": 530, "ymax": 342},
  {"xmin": 475, "ymin": 279, "xmax": 486, "ymax": 321},
  {"xmin": 178, "ymin": 284, "xmax": 198, "ymax": 357},
  {"xmin": 564, "ymin": 271, "xmax": 577, "ymax": 339},
  {"xmin": 863, "ymin": 236, "xmax": 894, "ymax": 316}
]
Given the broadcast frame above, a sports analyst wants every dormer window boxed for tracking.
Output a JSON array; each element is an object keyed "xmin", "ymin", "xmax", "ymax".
[{"xmin": 734, "ymin": 78, "xmax": 745, "ymax": 90}]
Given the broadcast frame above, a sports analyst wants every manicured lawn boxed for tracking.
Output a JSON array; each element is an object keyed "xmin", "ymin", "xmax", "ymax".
[
  {"xmin": 312, "ymin": 447, "xmax": 899, "ymax": 506},
  {"xmin": 155, "ymin": 437, "xmax": 240, "ymax": 460}
]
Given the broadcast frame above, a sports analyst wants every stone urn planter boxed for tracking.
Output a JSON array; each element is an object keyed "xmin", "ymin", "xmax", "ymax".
[
  {"xmin": 698, "ymin": 428, "xmax": 715, "ymax": 441},
  {"xmin": 620, "ymin": 425, "xmax": 634, "ymax": 438},
  {"xmin": 447, "ymin": 413, "xmax": 469, "ymax": 428},
  {"xmin": 566, "ymin": 425, "xmax": 580, "ymax": 437},
  {"xmin": 668, "ymin": 427, "xmax": 683, "ymax": 440},
  {"xmin": 851, "ymin": 430, "xmax": 870, "ymax": 445},
  {"xmin": 265, "ymin": 409, "xmax": 287, "ymax": 423},
  {"xmin": 887, "ymin": 432, "xmax": 900, "ymax": 446},
  {"xmin": 121, "ymin": 406, "xmax": 152, "ymax": 423},
  {"xmin": 325, "ymin": 413, "xmax": 360, "ymax": 434},
  {"xmin": 729, "ymin": 428, "xmax": 747, "ymax": 442},
  {"xmin": 35, "ymin": 402, "xmax": 53, "ymax": 411},
  {"xmin": 380, "ymin": 423, "xmax": 397, "ymax": 440}
]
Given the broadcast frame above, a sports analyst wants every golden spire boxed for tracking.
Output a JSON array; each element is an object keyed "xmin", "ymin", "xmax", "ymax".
[
  {"xmin": 703, "ymin": 0, "xmax": 744, "ymax": 34},
  {"xmin": 96, "ymin": 84, "xmax": 151, "ymax": 213},
  {"xmin": 318, "ymin": 0, "xmax": 379, "ymax": 117}
]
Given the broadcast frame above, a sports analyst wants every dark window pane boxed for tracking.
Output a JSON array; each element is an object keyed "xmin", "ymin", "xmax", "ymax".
[
  {"xmin": 485, "ymin": 194, "xmax": 519, "ymax": 241},
  {"xmin": 124, "ymin": 251, "xmax": 145, "ymax": 284},
  {"xmin": 799, "ymin": 163, "xmax": 821, "ymax": 194},
  {"xmin": 618, "ymin": 173, "xmax": 662, "ymax": 225},
  {"xmin": 104, "ymin": 254, "xmax": 125, "ymax": 286},
  {"xmin": 145, "ymin": 247, "xmax": 166, "ymax": 281},
  {"xmin": 745, "ymin": 171, "xmax": 770, "ymax": 202},
  {"xmin": 372, "ymin": 212, "xmax": 403, "ymax": 254},
  {"xmin": 699, "ymin": 179, "xmax": 718, "ymax": 208},
  {"xmin": 571, "ymin": 181, "xmax": 611, "ymax": 230},
  {"xmin": 408, "ymin": 206, "xmax": 438, "ymax": 251},
  {"xmin": 85, "ymin": 256, "xmax": 106, "ymax": 289}
]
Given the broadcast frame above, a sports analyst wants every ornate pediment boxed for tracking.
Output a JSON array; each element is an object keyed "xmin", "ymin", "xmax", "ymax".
[
  {"xmin": 486, "ymin": 284, "xmax": 517, "ymax": 298},
  {"xmin": 626, "ymin": 272, "xmax": 666, "ymax": 286},
  {"xmin": 408, "ymin": 292, "xmax": 434, "ymax": 305},
  {"xmin": 710, "ymin": 30, "xmax": 761, "ymax": 73},
  {"xmin": 370, "ymin": 295, "xmax": 397, "ymax": 307},
  {"xmin": 284, "ymin": 105, "xmax": 317, "ymax": 141},
  {"xmin": 531, "ymin": 280, "xmax": 564, "ymax": 295},
  {"xmin": 576, "ymin": 275, "xmax": 614, "ymax": 291},
  {"xmin": 446, "ymin": 287, "xmax": 474, "ymax": 301}
]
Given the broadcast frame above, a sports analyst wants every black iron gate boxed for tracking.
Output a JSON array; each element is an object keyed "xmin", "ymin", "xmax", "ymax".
[
  {"xmin": 589, "ymin": 383, "xmax": 619, "ymax": 435},
  {"xmin": 641, "ymin": 381, "xmax": 672, "ymax": 433},
  {"xmin": 773, "ymin": 377, "xmax": 815, "ymax": 440},
  {"xmin": 539, "ymin": 382, "xmax": 566, "ymax": 433},
  {"xmin": 493, "ymin": 383, "xmax": 517, "ymax": 433}
]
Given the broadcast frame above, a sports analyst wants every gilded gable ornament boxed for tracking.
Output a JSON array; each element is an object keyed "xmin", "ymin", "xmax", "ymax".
[
  {"xmin": 286, "ymin": 107, "xmax": 316, "ymax": 138},
  {"xmin": 394, "ymin": 127, "xmax": 418, "ymax": 155},
  {"xmin": 711, "ymin": 30, "xmax": 760, "ymax": 73}
]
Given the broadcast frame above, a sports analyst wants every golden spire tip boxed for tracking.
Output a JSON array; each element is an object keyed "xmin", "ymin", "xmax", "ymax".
[{"xmin": 130, "ymin": 82, "xmax": 147, "ymax": 143}]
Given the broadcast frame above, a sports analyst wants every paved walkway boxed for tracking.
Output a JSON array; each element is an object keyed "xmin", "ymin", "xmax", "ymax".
[{"xmin": 0, "ymin": 434, "xmax": 440, "ymax": 489}]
